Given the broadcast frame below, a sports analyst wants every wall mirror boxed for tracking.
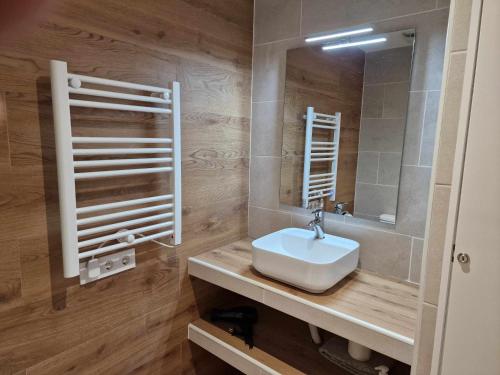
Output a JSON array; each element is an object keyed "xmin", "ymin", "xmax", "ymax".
[{"xmin": 279, "ymin": 28, "xmax": 416, "ymax": 225}]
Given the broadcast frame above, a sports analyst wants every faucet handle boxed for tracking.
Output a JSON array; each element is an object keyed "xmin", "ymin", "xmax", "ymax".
[{"xmin": 311, "ymin": 208, "xmax": 323, "ymax": 220}]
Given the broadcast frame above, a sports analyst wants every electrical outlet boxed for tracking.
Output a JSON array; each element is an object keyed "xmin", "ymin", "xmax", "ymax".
[{"xmin": 79, "ymin": 248, "xmax": 136, "ymax": 285}]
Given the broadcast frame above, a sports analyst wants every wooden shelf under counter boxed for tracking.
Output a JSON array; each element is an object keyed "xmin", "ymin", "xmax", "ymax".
[
  {"xmin": 188, "ymin": 239, "xmax": 419, "ymax": 365},
  {"xmin": 188, "ymin": 318, "xmax": 340, "ymax": 375}
]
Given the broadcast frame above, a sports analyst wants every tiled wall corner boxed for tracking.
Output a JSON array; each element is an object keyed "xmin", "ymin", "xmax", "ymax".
[
  {"xmin": 434, "ymin": 52, "xmax": 467, "ymax": 185},
  {"xmin": 414, "ymin": 303, "xmax": 438, "ymax": 375},
  {"xmin": 423, "ymin": 185, "xmax": 451, "ymax": 305},
  {"xmin": 449, "ymin": 0, "xmax": 473, "ymax": 51},
  {"xmin": 248, "ymin": 206, "xmax": 292, "ymax": 238},
  {"xmin": 412, "ymin": 0, "xmax": 476, "ymax": 373},
  {"xmin": 410, "ymin": 238, "xmax": 424, "ymax": 283}
]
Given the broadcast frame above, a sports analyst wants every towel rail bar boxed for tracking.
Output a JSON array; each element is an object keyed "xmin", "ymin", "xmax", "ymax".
[
  {"xmin": 74, "ymin": 158, "xmax": 172, "ymax": 168},
  {"xmin": 69, "ymin": 99, "xmax": 172, "ymax": 113},
  {"xmin": 69, "ymin": 87, "xmax": 171, "ymax": 104},
  {"xmin": 77, "ymin": 203, "xmax": 173, "ymax": 226},
  {"xmin": 68, "ymin": 73, "xmax": 171, "ymax": 94},
  {"xmin": 76, "ymin": 194, "xmax": 173, "ymax": 214},
  {"xmin": 72, "ymin": 137, "xmax": 172, "ymax": 144},
  {"xmin": 74, "ymin": 167, "xmax": 172, "ymax": 180},
  {"xmin": 78, "ymin": 212, "xmax": 174, "ymax": 237},
  {"xmin": 73, "ymin": 148, "xmax": 172, "ymax": 156}
]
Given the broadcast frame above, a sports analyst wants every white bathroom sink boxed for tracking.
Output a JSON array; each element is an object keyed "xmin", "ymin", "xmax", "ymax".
[{"xmin": 251, "ymin": 228, "xmax": 359, "ymax": 293}]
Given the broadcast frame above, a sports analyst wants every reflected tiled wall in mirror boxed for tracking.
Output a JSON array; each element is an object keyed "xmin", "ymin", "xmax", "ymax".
[{"xmin": 279, "ymin": 29, "xmax": 416, "ymax": 225}]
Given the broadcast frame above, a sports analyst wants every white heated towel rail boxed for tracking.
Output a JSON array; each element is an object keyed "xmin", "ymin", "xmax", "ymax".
[
  {"xmin": 302, "ymin": 107, "xmax": 341, "ymax": 209},
  {"xmin": 50, "ymin": 60, "xmax": 182, "ymax": 279}
]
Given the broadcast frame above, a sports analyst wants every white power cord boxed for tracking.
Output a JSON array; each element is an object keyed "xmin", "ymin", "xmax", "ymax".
[
  {"xmin": 93, "ymin": 229, "xmax": 177, "ymax": 253},
  {"xmin": 137, "ymin": 233, "xmax": 176, "ymax": 248}
]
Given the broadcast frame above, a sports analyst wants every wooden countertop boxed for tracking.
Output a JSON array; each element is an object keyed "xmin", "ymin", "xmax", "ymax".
[{"xmin": 188, "ymin": 239, "xmax": 419, "ymax": 365}]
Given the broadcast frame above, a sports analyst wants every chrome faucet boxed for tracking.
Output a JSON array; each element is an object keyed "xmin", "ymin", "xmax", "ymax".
[
  {"xmin": 334, "ymin": 201, "xmax": 349, "ymax": 215},
  {"xmin": 307, "ymin": 208, "xmax": 325, "ymax": 239}
]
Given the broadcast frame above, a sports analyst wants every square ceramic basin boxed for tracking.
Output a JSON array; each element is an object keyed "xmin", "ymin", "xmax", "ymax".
[{"xmin": 252, "ymin": 228, "xmax": 360, "ymax": 293}]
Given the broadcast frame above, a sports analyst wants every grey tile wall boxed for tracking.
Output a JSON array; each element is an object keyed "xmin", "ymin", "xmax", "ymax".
[
  {"xmin": 420, "ymin": 91, "xmax": 442, "ymax": 166},
  {"xmin": 250, "ymin": 0, "xmax": 450, "ymax": 283},
  {"xmin": 396, "ymin": 165, "xmax": 432, "ymax": 237},
  {"xmin": 422, "ymin": 185, "xmax": 451, "ymax": 304},
  {"xmin": 402, "ymin": 91, "xmax": 427, "ymax": 165},
  {"xmin": 361, "ymin": 85, "xmax": 384, "ymax": 117},
  {"xmin": 383, "ymin": 82, "xmax": 410, "ymax": 118},
  {"xmin": 410, "ymin": 238, "xmax": 424, "ymax": 283},
  {"xmin": 355, "ymin": 183, "xmax": 398, "ymax": 216},
  {"xmin": 379, "ymin": 153, "xmax": 403, "ymax": 185},
  {"xmin": 251, "ymin": 101, "xmax": 284, "ymax": 157},
  {"xmin": 434, "ymin": 52, "xmax": 467, "ymax": 185},
  {"xmin": 249, "ymin": 156, "xmax": 281, "ymax": 209},
  {"xmin": 364, "ymin": 48, "xmax": 414, "ymax": 84},
  {"xmin": 356, "ymin": 152, "xmax": 378, "ymax": 183},
  {"xmin": 248, "ymin": 206, "xmax": 292, "ymax": 238},
  {"xmin": 301, "ymin": 0, "xmax": 437, "ymax": 35},
  {"xmin": 254, "ymin": 0, "xmax": 301, "ymax": 44},
  {"xmin": 358, "ymin": 119, "xmax": 406, "ymax": 152},
  {"xmin": 415, "ymin": 303, "xmax": 438, "ymax": 375}
]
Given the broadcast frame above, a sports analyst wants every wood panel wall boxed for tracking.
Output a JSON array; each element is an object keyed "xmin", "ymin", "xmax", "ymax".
[
  {"xmin": 280, "ymin": 45, "xmax": 364, "ymax": 212},
  {"xmin": 0, "ymin": 1, "xmax": 252, "ymax": 373}
]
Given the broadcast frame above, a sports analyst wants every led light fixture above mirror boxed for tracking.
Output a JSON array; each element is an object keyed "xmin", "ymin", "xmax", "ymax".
[
  {"xmin": 305, "ymin": 27, "xmax": 373, "ymax": 43},
  {"xmin": 322, "ymin": 37, "xmax": 387, "ymax": 50}
]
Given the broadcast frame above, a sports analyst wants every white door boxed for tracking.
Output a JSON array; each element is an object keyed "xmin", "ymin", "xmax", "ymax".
[{"xmin": 439, "ymin": 0, "xmax": 500, "ymax": 373}]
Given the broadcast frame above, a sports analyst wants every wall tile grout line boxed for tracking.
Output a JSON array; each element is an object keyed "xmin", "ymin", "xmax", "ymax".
[
  {"xmin": 417, "ymin": 91, "xmax": 429, "ymax": 166},
  {"xmin": 254, "ymin": 36, "xmax": 302, "ymax": 48},
  {"xmin": 408, "ymin": 237, "xmax": 415, "ymax": 281},
  {"xmin": 376, "ymin": 152, "xmax": 381, "ymax": 184}
]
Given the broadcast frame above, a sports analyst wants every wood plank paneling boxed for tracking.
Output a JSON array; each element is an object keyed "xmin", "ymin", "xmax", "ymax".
[
  {"xmin": 0, "ymin": 94, "xmax": 10, "ymax": 166},
  {"xmin": 0, "ymin": 1, "xmax": 252, "ymax": 373}
]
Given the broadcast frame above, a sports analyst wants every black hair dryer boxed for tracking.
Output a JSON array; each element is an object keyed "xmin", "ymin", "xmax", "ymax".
[{"xmin": 210, "ymin": 306, "xmax": 258, "ymax": 348}]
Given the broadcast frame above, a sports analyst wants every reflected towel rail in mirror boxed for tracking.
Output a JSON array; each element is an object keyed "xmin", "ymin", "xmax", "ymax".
[{"xmin": 302, "ymin": 107, "xmax": 341, "ymax": 208}]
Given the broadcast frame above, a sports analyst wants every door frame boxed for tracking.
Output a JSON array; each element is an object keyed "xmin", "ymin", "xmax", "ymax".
[{"xmin": 430, "ymin": 0, "xmax": 489, "ymax": 373}]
